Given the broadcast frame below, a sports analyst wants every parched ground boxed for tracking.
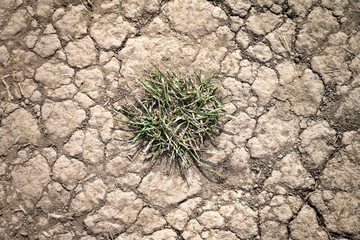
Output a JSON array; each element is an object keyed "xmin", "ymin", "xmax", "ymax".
[{"xmin": 0, "ymin": 0, "xmax": 359, "ymax": 239}]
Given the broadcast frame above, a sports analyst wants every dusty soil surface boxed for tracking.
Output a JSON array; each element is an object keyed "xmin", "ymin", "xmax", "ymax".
[{"xmin": 1, "ymin": 0, "xmax": 360, "ymax": 239}]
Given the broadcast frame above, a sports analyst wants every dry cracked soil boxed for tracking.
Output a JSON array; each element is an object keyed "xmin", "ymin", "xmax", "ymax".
[{"xmin": 0, "ymin": 0, "xmax": 360, "ymax": 239}]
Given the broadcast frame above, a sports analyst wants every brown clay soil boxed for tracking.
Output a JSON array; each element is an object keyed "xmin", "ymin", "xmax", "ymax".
[{"xmin": 0, "ymin": 0, "xmax": 360, "ymax": 239}]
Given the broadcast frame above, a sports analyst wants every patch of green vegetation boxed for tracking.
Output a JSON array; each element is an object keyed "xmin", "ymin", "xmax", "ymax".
[{"xmin": 115, "ymin": 67, "xmax": 226, "ymax": 178}]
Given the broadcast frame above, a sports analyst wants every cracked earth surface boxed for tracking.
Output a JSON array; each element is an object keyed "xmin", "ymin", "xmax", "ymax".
[{"xmin": 0, "ymin": 0, "xmax": 359, "ymax": 239}]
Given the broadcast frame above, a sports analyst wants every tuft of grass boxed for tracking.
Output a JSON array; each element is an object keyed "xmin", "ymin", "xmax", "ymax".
[{"xmin": 115, "ymin": 66, "xmax": 226, "ymax": 178}]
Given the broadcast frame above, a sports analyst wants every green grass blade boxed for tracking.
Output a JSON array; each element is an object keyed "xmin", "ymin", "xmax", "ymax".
[{"xmin": 115, "ymin": 66, "xmax": 226, "ymax": 178}]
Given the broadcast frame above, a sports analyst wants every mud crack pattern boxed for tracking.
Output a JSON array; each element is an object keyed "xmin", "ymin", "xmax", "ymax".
[{"xmin": 0, "ymin": 0, "xmax": 359, "ymax": 239}]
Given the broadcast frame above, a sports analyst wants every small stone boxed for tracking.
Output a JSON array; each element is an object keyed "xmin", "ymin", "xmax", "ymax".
[
  {"xmin": 55, "ymin": 49, "xmax": 66, "ymax": 61},
  {"xmin": 30, "ymin": 19, "xmax": 37, "ymax": 27}
]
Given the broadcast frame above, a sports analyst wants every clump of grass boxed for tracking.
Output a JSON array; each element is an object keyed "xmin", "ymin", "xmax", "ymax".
[{"xmin": 115, "ymin": 67, "xmax": 225, "ymax": 178}]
